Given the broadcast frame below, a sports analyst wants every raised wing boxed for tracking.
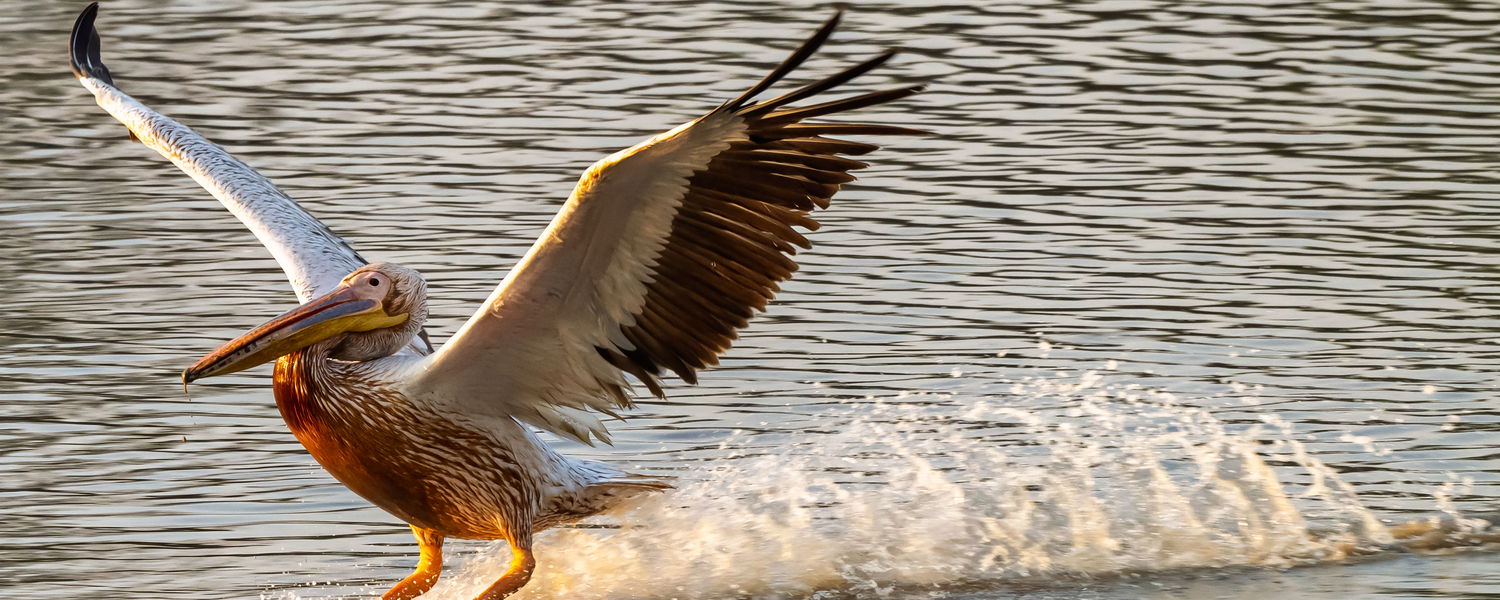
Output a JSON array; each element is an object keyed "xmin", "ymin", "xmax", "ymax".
[
  {"xmin": 407, "ymin": 11, "xmax": 925, "ymax": 444},
  {"xmin": 69, "ymin": 3, "xmax": 365, "ymax": 303}
]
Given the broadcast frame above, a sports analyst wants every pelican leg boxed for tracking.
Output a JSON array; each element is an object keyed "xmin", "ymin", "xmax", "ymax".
[
  {"xmin": 382, "ymin": 526, "xmax": 444, "ymax": 600},
  {"xmin": 474, "ymin": 538, "xmax": 535, "ymax": 600}
]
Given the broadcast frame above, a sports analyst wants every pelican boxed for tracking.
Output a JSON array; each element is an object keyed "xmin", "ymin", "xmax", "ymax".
[{"xmin": 70, "ymin": 3, "xmax": 923, "ymax": 598}]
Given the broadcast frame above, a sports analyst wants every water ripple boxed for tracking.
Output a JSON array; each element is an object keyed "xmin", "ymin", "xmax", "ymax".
[{"xmin": 4, "ymin": 1, "xmax": 1500, "ymax": 599}]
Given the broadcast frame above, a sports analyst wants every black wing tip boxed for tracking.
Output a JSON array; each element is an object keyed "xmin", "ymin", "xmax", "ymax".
[
  {"xmin": 725, "ymin": 14, "xmax": 927, "ymax": 121},
  {"xmin": 721, "ymin": 8, "xmax": 848, "ymax": 112},
  {"xmin": 70, "ymin": 2, "xmax": 114, "ymax": 85},
  {"xmin": 740, "ymin": 47, "xmax": 906, "ymax": 118},
  {"xmin": 825, "ymin": 7, "xmax": 846, "ymax": 28},
  {"xmin": 899, "ymin": 81, "xmax": 930, "ymax": 99},
  {"xmin": 814, "ymin": 8, "xmax": 846, "ymax": 41}
]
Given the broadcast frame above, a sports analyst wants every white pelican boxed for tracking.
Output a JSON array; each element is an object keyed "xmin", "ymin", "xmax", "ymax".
[{"xmin": 70, "ymin": 3, "xmax": 924, "ymax": 598}]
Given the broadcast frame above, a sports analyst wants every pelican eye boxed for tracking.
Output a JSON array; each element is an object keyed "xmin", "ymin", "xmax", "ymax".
[{"xmin": 369, "ymin": 278, "xmax": 381, "ymax": 286}]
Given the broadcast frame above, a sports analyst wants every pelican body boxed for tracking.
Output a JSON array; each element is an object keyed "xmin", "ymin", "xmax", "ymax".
[{"xmin": 69, "ymin": 3, "xmax": 923, "ymax": 598}]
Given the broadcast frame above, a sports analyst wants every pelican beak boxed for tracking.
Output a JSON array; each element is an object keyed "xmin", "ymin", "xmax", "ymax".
[{"xmin": 182, "ymin": 283, "xmax": 407, "ymax": 384}]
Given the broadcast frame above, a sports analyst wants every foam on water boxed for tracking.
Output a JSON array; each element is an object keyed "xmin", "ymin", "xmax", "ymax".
[{"xmin": 335, "ymin": 368, "xmax": 1491, "ymax": 600}]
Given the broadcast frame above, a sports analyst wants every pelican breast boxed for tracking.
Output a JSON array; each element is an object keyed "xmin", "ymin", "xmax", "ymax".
[{"xmin": 273, "ymin": 350, "xmax": 538, "ymax": 539}]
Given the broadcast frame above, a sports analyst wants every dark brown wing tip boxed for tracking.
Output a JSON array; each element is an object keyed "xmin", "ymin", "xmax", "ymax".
[
  {"xmin": 740, "ymin": 49, "xmax": 900, "ymax": 118},
  {"xmin": 759, "ymin": 83, "xmax": 928, "ymax": 128},
  {"xmin": 720, "ymin": 8, "xmax": 846, "ymax": 112},
  {"xmin": 69, "ymin": 2, "xmax": 114, "ymax": 85}
]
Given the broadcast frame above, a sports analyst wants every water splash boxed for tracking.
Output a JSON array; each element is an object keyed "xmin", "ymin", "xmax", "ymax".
[{"xmin": 382, "ymin": 369, "xmax": 1489, "ymax": 600}]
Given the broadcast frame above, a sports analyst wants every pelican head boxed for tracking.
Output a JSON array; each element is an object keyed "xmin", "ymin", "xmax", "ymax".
[{"xmin": 183, "ymin": 262, "xmax": 428, "ymax": 383}]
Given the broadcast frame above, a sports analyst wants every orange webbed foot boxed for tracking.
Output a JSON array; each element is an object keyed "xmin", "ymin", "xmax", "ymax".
[
  {"xmin": 474, "ymin": 542, "xmax": 535, "ymax": 600},
  {"xmin": 382, "ymin": 526, "xmax": 444, "ymax": 600}
]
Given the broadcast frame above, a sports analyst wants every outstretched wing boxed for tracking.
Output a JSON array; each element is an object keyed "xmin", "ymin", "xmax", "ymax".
[
  {"xmin": 69, "ymin": 3, "xmax": 365, "ymax": 303},
  {"xmin": 406, "ymin": 11, "xmax": 925, "ymax": 444}
]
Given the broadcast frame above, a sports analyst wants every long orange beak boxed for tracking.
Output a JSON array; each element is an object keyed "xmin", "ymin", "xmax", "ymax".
[{"xmin": 182, "ymin": 284, "xmax": 407, "ymax": 384}]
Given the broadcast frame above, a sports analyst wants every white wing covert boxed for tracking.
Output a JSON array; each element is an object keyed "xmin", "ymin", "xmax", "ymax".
[
  {"xmin": 408, "ymin": 12, "xmax": 925, "ymax": 445},
  {"xmin": 70, "ymin": 3, "xmax": 366, "ymax": 304}
]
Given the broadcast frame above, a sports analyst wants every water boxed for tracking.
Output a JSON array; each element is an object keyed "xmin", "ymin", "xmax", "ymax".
[{"xmin": 4, "ymin": 0, "xmax": 1500, "ymax": 598}]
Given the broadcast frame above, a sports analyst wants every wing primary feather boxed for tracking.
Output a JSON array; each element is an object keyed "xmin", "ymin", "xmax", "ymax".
[
  {"xmin": 767, "ymin": 137, "xmax": 880, "ymax": 156},
  {"xmin": 70, "ymin": 3, "xmax": 114, "ymax": 85},
  {"xmin": 761, "ymin": 84, "xmax": 928, "ymax": 124},
  {"xmin": 719, "ymin": 9, "xmax": 844, "ymax": 112},
  {"xmin": 741, "ymin": 50, "xmax": 897, "ymax": 118},
  {"xmin": 758, "ymin": 123, "xmax": 931, "ymax": 139},
  {"xmin": 71, "ymin": 6, "xmax": 138, "ymax": 143}
]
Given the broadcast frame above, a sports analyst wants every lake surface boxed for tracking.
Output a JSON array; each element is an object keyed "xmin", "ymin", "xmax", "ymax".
[{"xmin": 4, "ymin": 0, "xmax": 1500, "ymax": 598}]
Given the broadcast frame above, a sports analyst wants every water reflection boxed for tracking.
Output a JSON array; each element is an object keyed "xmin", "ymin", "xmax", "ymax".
[{"xmin": 4, "ymin": 1, "xmax": 1500, "ymax": 599}]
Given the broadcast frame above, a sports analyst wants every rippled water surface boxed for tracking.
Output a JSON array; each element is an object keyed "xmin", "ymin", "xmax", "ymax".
[{"xmin": 5, "ymin": 1, "xmax": 1500, "ymax": 598}]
